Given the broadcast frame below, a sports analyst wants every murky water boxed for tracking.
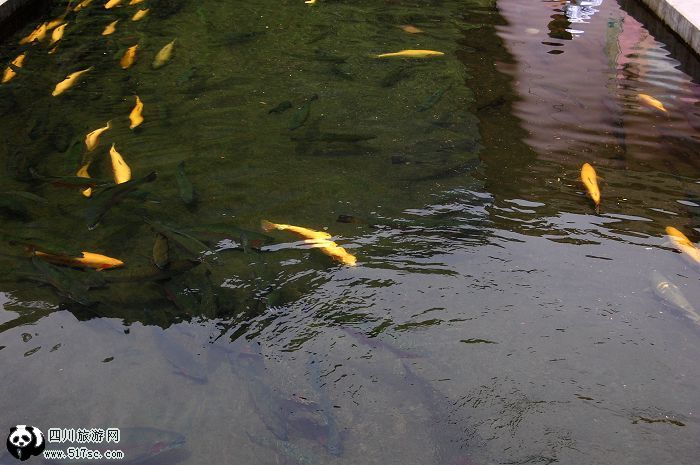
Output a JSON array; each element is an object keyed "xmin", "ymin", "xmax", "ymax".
[{"xmin": 0, "ymin": 0, "xmax": 699, "ymax": 463}]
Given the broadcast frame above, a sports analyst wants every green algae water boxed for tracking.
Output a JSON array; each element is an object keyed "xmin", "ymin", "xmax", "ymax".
[{"xmin": 0, "ymin": 0, "xmax": 699, "ymax": 463}]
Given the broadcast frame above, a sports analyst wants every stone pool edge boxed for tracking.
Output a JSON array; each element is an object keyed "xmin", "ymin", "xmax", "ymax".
[
  {"xmin": 637, "ymin": 0, "xmax": 699, "ymax": 55},
  {"xmin": 0, "ymin": 0, "xmax": 52, "ymax": 42}
]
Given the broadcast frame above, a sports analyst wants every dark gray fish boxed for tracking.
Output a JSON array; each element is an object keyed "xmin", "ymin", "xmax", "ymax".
[
  {"xmin": 152, "ymin": 233, "xmax": 169, "ymax": 269},
  {"xmin": 225, "ymin": 30, "xmax": 266, "ymax": 46},
  {"xmin": 330, "ymin": 63, "xmax": 353, "ymax": 80},
  {"xmin": 104, "ymin": 260, "xmax": 199, "ymax": 283},
  {"xmin": 246, "ymin": 432, "xmax": 322, "ymax": 465},
  {"xmin": 417, "ymin": 85, "xmax": 451, "ymax": 112},
  {"xmin": 340, "ymin": 326, "xmax": 420, "ymax": 358},
  {"xmin": 0, "ymin": 231, "xmax": 83, "ymax": 257},
  {"xmin": 650, "ymin": 270, "xmax": 700, "ymax": 327},
  {"xmin": 380, "ymin": 66, "xmax": 413, "ymax": 87},
  {"xmin": 289, "ymin": 95, "xmax": 318, "ymax": 131},
  {"xmin": 85, "ymin": 172, "xmax": 157, "ymax": 229},
  {"xmin": 43, "ymin": 427, "xmax": 185, "ymax": 464},
  {"xmin": 268, "ymin": 101, "xmax": 293, "ymax": 114},
  {"xmin": 185, "ymin": 224, "xmax": 274, "ymax": 250},
  {"xmin": 153, "ymin": 327, "xmax": 208, "ymax": 384},
  {"xmin": 176, "ymin": 161, "xmax": 196, "ymax": 206},
  {"xmin": 307, "ymin": 357, "xmax": 343, "ymax": 456},
  {"xmin": 31, "ymin": 256, "xmax": 93, "ymax": 306},
  {"xmin": 29, "ymin": 168, "xmax": 113, "ymax": 189},
  {"xmin": 144, "ymin": 219, "xmax": 211, "ymax": 258},
  {"xmin": 312, "ymin": 49, "xmax": 348, "ymax": 63}
]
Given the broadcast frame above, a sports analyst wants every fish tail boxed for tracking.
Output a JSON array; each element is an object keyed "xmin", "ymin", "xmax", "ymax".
[{"xmin": 260, "ymin": 220, "xmax": 277, "ymax": 232}]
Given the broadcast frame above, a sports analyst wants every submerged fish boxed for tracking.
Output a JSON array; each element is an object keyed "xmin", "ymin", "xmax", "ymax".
[
  {"xmin": 109, "ymin": 144, "xmax": 132, "ymax": 184},
  {"xmin": 374, "ymin": 49, "xmax": 444, "ymax": 59},
  {"xmin": 132, "ymin": 8, "xmax": 149, "ymax": 20},
  {"xmin": 120, "ymin": 44, "xmax": 138, "ymax": 69},
  {"xmin": 665, "ymin": 226, "xmax": 700, "ymax": 267},
  {"xmin": 76, "ymin": 161, "xmax": 93, "ymax": 197},
  {"xmin": 638, "ymin": 93, "xmax": 667, "ymax": 113},
  {"xmin": 650, "ymin": 270, "xmax": 700, "ymax": 327},
  {"xmin": 129, "ymin": 0, "xmax": 144, "ymax": 4},
  {"xmin": 308, "ymin": 357, "xmax": 343, "ymax": 456},
  {"xmin": 268, "ymin": 101, "xmax": 293, "ymax": 114},
  {"xmin": 102, "ymin": 19, "xmax": 119, "ymax": 35},
  {"xmin": 145, "ymin": 219, "xmax": 211, "ymax": 257},
  {"xmin": 400, "ymin": 25, "xmax": 424, "ymax": 34},
  {"xmin": 19, "ymin": 23, "xmax": 47, "ymax": 44},
  {"xmin": 129, "ymin": 95, "xmax": 144, "ymax": 129},
  {"xmin": 85, "ymin": 121, "xmax": 111, "ymax": 152},
  {"xmin": 85, "ymin": 171, "xmax": 157, "ymax": 229},
  {"xmin": 418, "ymin": 85, "xmax": 451, "ymax": 112},
  {"xmin": 153, "ymin": 233, "xmax": 169, "ymax": 269},
  {"xmin": 52, "ymin": 67, "xmax": 92, "ymax": 96},
  {"xmin": 176, "ymin": 161, "xmax": 195, "ymax": 206},
  {"xmin": 380, "ymin": 66, "xmax": 413, "ymax": 87},
  {"xmin": 73, "ymin": 0, "xmax": 93, "ymax": 11},
  {"xmin": 2, "ymin": 52, "xmax": 27, "ymax": 84},
  {"xmin": 35, "ymin": 250, "xmax": 124, "ymax": 270},
  {"xmin": 105, "ymin": 0, "xmax": 122, "ymax": 9},
  {"xmin": 31, "ymin": 256, "xmax": 93, "ymax": 305},
  {"xmin": 289, "ymin": 95, "xmax": 318, "ymax": 130},
  {"xmin": 580, "ymin": 162, "xmax": 600, "ymax": 212},
  {"xmin": 50, "ymin": 23, "xmax": 67, "ymax": 45},
  {"xmin": 153, "ymin": 40, "xmax": 176, "ymax": 69},
  {"xmin": 247, "ymin": 432, "xmax": 323, "ymax": 465},
  {"xmin": 153, "ymin": 327, "xmax": 208, "ymax": 383}
]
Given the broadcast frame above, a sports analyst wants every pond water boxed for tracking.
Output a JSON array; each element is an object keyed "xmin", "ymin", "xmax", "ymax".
[{"xmin": 0, "ymin": 0, "xmax": 698, "ymax": 464}]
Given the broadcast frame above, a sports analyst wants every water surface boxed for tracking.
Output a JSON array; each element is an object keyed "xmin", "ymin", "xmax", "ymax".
[{"xmin": 0, "ymin": 0, "xmax": 699, "ymax": 464}]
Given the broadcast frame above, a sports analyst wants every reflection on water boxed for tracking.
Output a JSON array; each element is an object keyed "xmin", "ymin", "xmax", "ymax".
[{"xmin": 0, "ymin": 0, "xmax": 699, "ymax": 463}]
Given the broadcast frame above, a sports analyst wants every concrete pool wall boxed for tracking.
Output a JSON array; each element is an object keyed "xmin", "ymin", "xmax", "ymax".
[{"xmin": 636, "ymin": 0, "xmax": 699, "ymax": 55}]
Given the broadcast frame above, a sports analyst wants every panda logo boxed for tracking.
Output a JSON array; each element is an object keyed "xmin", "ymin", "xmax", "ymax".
[{"xmin": 6, "ymin": 425, "xmax": 45, "ymax": 461}]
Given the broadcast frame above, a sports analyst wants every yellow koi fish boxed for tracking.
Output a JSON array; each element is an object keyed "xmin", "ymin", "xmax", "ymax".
[
  {"xmin": 129, "ymin": 0, "xmax": 144, "ymax": 4},
  {"xmin": 375, "ymin": 49, "xmax": 444, "ymax": 58},
  {"xmin": 19, "ymin": 22, "xmax": 48, "ymax": 44},
  {"xmin": 105, "ymin": 0, "xmax": 122, "ymax": 9},
  {"xmin": 35, "ymin": 250, "xmax": 124, "ymax": 270},
  {"xmin": 305, "ymin": 0, "xmax": 317, "ymax": 4},
  {"xmin": 262, "ymin": 220, "xmax": 332, "ymax": 241},
  {"xmin": 50, "ymin": 23, "xmax": 67, "ymax": 45},
  {"xmin": 85, "ymin": 121, "xmax": 111, "ymax": 152},
  {"xmin": 305, "ymin": 238, "xmax": 357, "ymax": 266},
  {"xmin": 665, "ymin": 227, "xmax": 700, "ymax": 267},
  {"xmin": 2, "ymin": 52, "xmax": 26, "ymax": 84},
  {"xmin": 580, "ymin": 162, "xmax": 600, "ymax": 211},
  {"xmin": 46, "ymin": 18, "xmax": 65, "ymax": 30},
  {"xmin": 129, "ymin": 95, "xmax": 144, "ymax": 129},
  {"xmin": 76, "ymin": 161, "xmax": 93, "ymax": 197},
  {"xmin": 102, "ymin": 19, "xmax": 119, "ymax": 35},
  {"xmin": 400, "ymin": 25, "xmax": 423, "ymax": 34},
  {"xmin": 120, "ymin": 44, "xmax": 138, "ymax": 69},
  {"xmin": 638, "ymin": 93, "xmax": 667, "ymax": 113},
  {"xmin": 132, "ymin": 8, "xmax": 149, "ymax": 20},
  {"xmin": 109, "ymin": 144, "xmax": 132, "ymax": 184},
  {"xmin": 51, "ymin": 67, "xmax": 92, "ymax": 96},
  {"xmin": 153, "ymin": 40, "xmax": 175, "ymax": 69},
  {"xmin": 73, "ymin": 0, "xmax": 93, "ymax": 11},
  {"xmin": 262, "ymin": 220, "xmax": 357, "ymax": 266}
]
